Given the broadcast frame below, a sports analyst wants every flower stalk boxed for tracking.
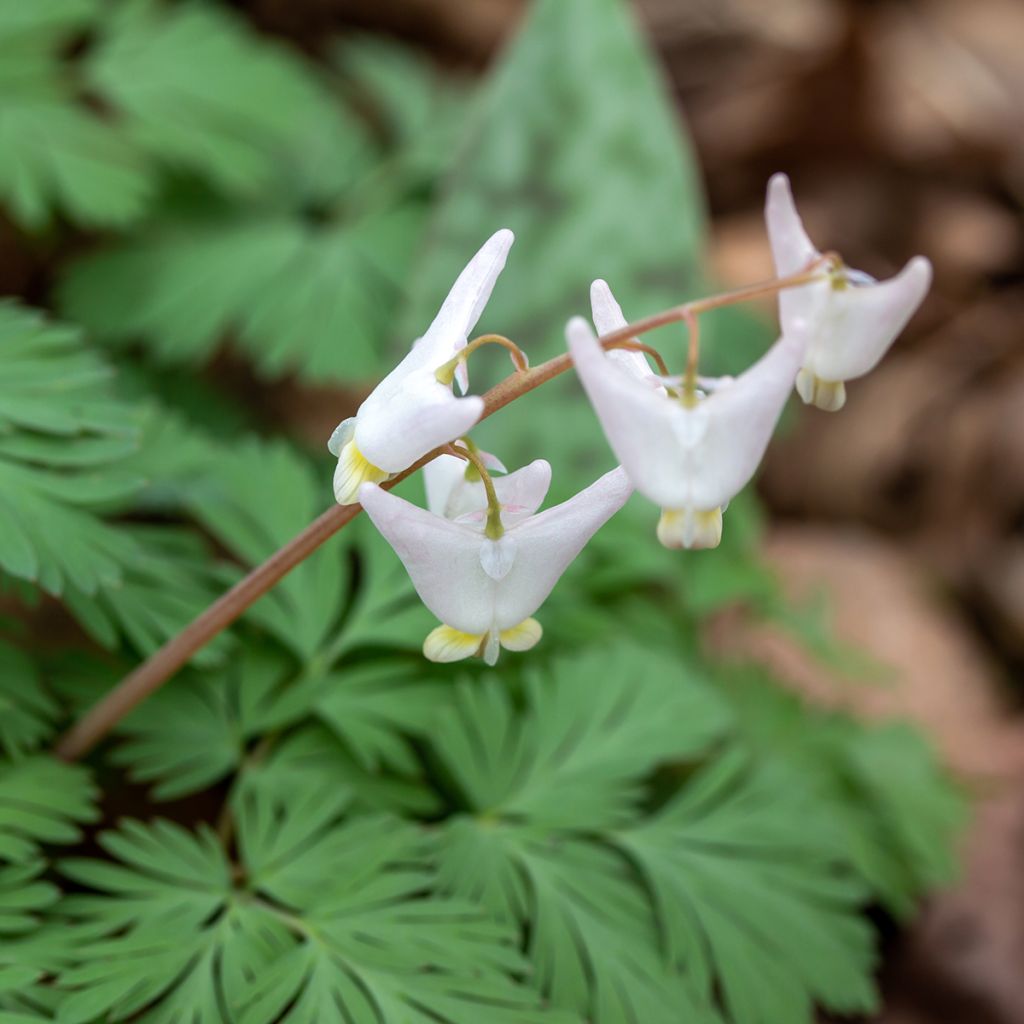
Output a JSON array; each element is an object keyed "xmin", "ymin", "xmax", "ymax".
[{"xmin": 53, "ymin": 260, "xmax": 831, "ymax": 763}]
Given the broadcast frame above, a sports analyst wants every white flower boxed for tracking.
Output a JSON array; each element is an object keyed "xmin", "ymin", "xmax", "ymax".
[
  {"xmin": 422, "ymin": 449, "xmax": 507, "ymax": 520},
  {"xmin": 358, "ymin": 462, "xmax": 632, "ymax": 665},
  {"xmin": 329, "ymin": 229, "xmax": 514, "ymax": 504},
  {"xmin": 766, "ymin": 173, "xmax": 931, "ymax": 411},
  {"xmin": 570, "ymin": 286, "xmax": 805, "ymax": 549}
]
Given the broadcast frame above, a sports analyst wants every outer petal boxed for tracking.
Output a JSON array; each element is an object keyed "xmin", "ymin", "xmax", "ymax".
[
  {"xmin": 674, "ymin": 329, "xmax": 805, "ymax": 510},
  {"xmin": 493, "ymin": 467, "xmax": 633, "ymax": 630},
  {"xmin": 569, "ymin": 317, "xmax": 803, "ymax": 510},
  {"xmin": 568, "ymin": 317, "xmax": 689, "ymax": 508},
  {"xmin": 766, "ymin": 173, "xmax": 827, "ymax": 339},
  {"xmin": 413, "ymin": 228, "xmax": 515, "ymax": 372},
  {"xmin": 424, "ymin": 450, "xmax": 509, "ymax": 519},
  {"xmin": 355, "ymin": 378, "xmax": 484, "ymax": 473},
  {"xmin": 423, "ymin": 453, "xmax": 469, "ymax": 518},
  {"xmin": 590, "ymin": 279, "xmax": 655, "ymax": 382},
  {"xmin": 804, "ymin": 256, "xmax": 932, "ymax": 382},
  {"xmin": 766, "ymin": 173, "xmax": 819, "ymax": 276},
  {"xmin": 441, "ymin": 460, "xmax": 553, "ymax": 526},
  {"xmin": 767, "ymin": 174, "xmax": 931, "ymax": 384},
  {"xmin": 358, "ymin": 483, "xmax": 495, "ymax": 636},
  {"xmin": 350, "ymin": 230, "xmax": 512, "ymax": 472}
]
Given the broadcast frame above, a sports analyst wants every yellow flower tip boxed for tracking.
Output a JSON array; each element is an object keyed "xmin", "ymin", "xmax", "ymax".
[
  {"xmin": 423, "ymin": 619, "xmax": 543, "ymax": 667},
  {"xmin": 499, "ymin": 617, "xmax": 543, "ymax": 653},
  {"xmin": 795, "ymin": 369, "xmax": 846, "ymax": 412},
  {"xmin": 333, "ymin": 440, "xmax": 391, "ymax": 505},
  {"xmin": 657, "ymin": 507, "xmax": 723, "ymax": 551},
  {"xmin": 423, "ymin": 625, "xmax": 484, "ymax": 664}
]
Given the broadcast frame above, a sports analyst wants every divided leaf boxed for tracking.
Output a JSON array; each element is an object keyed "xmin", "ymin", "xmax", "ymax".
[
  {"xmin": 434, "ymin": 645, "xmax": 729, "ymax": 828},
  {"xmin": 59, "ymin": 802, "xmax": 575, "ymax": 1024},
  {"xmin": 0, "ymin": 303, "xmax": 142, "ymax": 596},
  {"xmin": 615, "ymin": 752, "xmax": 878, "ymax": 1024},
  {"xmin": 0, "ymin": 757, "xmax": 97, "ymax": 864},
  {"xmin": 0, "ymin": 642, "xmax": 58, "ymax": 758}
]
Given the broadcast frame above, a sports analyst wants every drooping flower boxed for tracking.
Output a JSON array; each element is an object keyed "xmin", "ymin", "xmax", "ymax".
[
  {"xmin": 358, "ymin": 462, "xmax": 632, "ymax": 665},
  {"xmin": 329, "ymin": 229, "xmax": 514, "ymax": 504},
  {"xmin": 570, "ymin": 285, "xmax": 805, "ymax": 549},
  {"xmin": 766, "ymin": 173, "xmax": 931, "ymax": 411},
  {"xmin": 422, "ymin": 448, "xmax": 507, "ymax": 520}
]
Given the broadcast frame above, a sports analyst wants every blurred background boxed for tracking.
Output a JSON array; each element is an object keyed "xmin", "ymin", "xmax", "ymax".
[{"xmin": 2, "ymin": 1, "xmax": 1022, "ymax": 1021}]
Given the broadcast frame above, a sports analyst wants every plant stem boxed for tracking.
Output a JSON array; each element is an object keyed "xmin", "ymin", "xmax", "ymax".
[{"xmin": 53, "ymin": 261, "xmax": 825, "ymax": 762}]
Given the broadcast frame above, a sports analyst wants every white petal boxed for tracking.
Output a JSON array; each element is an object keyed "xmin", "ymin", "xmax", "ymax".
[
  {"xmin": 480, "ymin": 536, "xmax": 518, "ymax": 581},
  {"xmin": 676, "ymin": 330, "xmax": 805, "ymax": 509},
  {"xmin": 568, "ymin": 316, "xmax": 692, "ymax": 508},
  {"xmin": 569, "ymin": 316, "xmax": 803, "ymax": 510},
  {"xmin": 590, "ymin": 279, "xmax": 664, "ymax": 385},
  {"xmin": 493, "ymin": 466, "xmax": 633, "ymax": 630},
  {"xmin": 355, "ymin": 375, "xmax": 484, "ymax": 473},
  {"xmin": 415, "ymin": 228, "xmax": 515, "ymax": 372},
  {"xmin": 327, "ymin": 417, "xmax": 355, "ymax": 457},
  {"xmin": 766, "ymin": 175, "xmax": 931, "ymax": 386},
  {"xmin": 423, "ymin": 453, "xmax": 470, "ymax": 518},
  {"xmin": 766, "ymin": 173, "xmax": 819, "ymax": 276},
  {"xmin": 494, "ymin": 459, "xmax": 551, "ymax": 522},
  {"xmin": 803, "ymin": 256, "xmax": 932, "ymax": 382},
  {"xmin": 358, "ymin": 482, "xmax": 495, "ymax": 636}
]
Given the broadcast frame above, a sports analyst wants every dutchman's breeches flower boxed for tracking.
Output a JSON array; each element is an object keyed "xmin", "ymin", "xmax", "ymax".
[
  {"xmin": 358, "ymin": 461, "xmax": 632, "ymax": 665},
  {"xmin": 766, "ymin": 173, "xmax": 931, "ymax": 412},
  {"xmin": 570, "ymin": 284, "xmax": 806, "ymax": 550},
  {"xmin": 329, "ymin": 229, "xmax": 514, "ymax": 504}
]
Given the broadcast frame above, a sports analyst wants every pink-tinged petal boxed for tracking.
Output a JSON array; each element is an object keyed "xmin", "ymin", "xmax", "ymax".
[
  {"xmin": 766, "ymin": 173, "xmax": 819, "ymax": 276},
  {"xmin": 494, "ymin": 459, "xmax": 551, "ymax": 521},
  {"xmin": 358, "ymin": 483, "xmax": 495, "ymax": 636},
  {"xmin": 590, "ymin": 279, "xmax": 660, "ymax": 384},
  {"xmin": 423, "ymin": 453, "xmax": 469, "ymax": 518},
  {"xmin": 806, "ymin": 255, "xmax": 932, "ymax": 382},
  {"xmin": 355, "ymin": 380, "xmax": 483, "ymax": 473},
  {"xmin": 423, "ymin": 449, "xmax": 509, "ymax": 519},
  {"xmin": 568, "ymin": 316, "xmax": 689, "ymax": 508},
  {"xmin": 570, "ymin": 315, "xmax": 803, "ymax": 511},
  {"xmin": 493, "ymin": 466, "xmax": 632, "ymax": 630},
  {"xmin": 415, "ymin": 228, "xmax": 515, "ymax": 372},
  {"xmin": 676, "ymin": 330, "xmax": 805, "ymax": 510}
]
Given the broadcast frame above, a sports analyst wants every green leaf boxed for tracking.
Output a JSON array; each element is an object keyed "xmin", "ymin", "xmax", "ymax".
[
  {"xmin": 60, "ymin": 195, "xmax": 425, "ymax": 384},
  {"xmin": 107, "ymin": 644, "xmax": 302, "ymax": 801},
  {"xmin": 59, "ymin": 805, "xmax": 576, "ymax": 1024},
  {"xmin": 723, "ymin": 672, "xmax": 966, "ymax": 917},
  {"xmin": 182, "ymin": 438, "xmax": 347, "ymax": 661},
  {"xmin": 0, "ymin": 757, "xmax": 97, "ymax": 864},
  {"xmin": 615, "ymin": 752, "xmax": 878, "ymax": 1024},
  {"xmin": 403, "ymin": 0, "xmax": 706, "ymax": 499},
  {"xmin": 242, "ymin": 724, "xmax": 441, "ymax": 818},
  {"xmin": 61, "ymin": 525, "xmax": 229, "ymax": 663},
  {"xmin": 0, "ymin": 8, "xmax": 152, "ymax": 230},
  {"xmin": 432, "ymin": 645, "xmax": 727, "ymax": 1021},
  {"xmin": 0, "ymin": 643, "xmax": 58, "ymax": 758},
  {"xmin": 85, "ymin": 0, "xmax": 363, "ymax": 199},
  {"xmin": 314, "ymin": 658, "xmax": 448, "ymax": 776},
  {"xmin": 0, "ymin": 303, "xmax": 145, "ymax": 596},
  {"xmin": 434, "ymin": 645, "xmax": 729, "ymax": 828},
  {"xmin": 437, "ymin": 822, "xmax": 721, "ymax": 1024}
]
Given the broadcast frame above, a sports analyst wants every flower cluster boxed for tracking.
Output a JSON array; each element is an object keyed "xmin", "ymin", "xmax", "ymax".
[{"xmin": 330, "ymin": 175, "xmax": 931, "ymax": 665}]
